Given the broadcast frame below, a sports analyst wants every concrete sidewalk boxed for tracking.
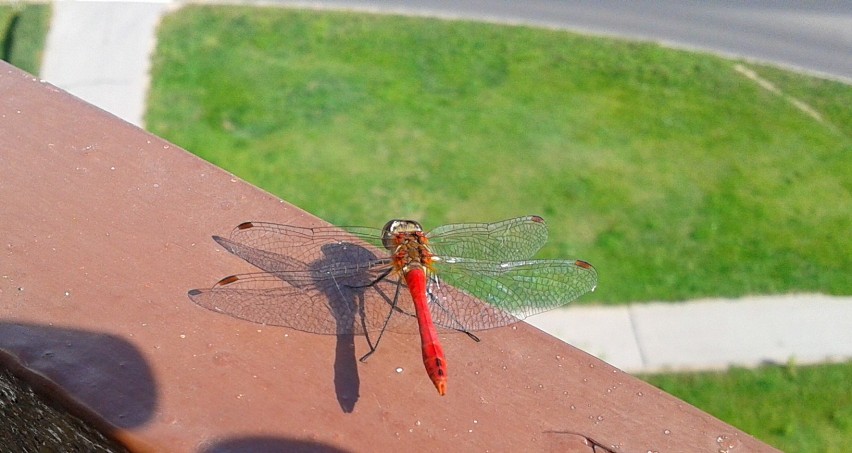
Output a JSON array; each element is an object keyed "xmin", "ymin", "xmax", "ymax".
[
  {"xmin": 527, "ymin": 294, "xmax": 852, "ymax": 373},
  {"xmin": 40, "ymin": 0, "xmax": 172, "ymax": 127},
  {"xmin": 38, "ymin": 1, "xmax": 852, "ymax": 374}
]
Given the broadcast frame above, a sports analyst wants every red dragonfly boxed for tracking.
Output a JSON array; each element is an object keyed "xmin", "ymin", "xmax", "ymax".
[{"xmin": 188, "ymin": 216, "xmax": 597, "ymax": 395}]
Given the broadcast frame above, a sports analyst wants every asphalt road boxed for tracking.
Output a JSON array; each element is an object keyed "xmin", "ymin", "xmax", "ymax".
[{"xmin": 272, "ymin": 0, "xmax": 852, "ymax": 82}]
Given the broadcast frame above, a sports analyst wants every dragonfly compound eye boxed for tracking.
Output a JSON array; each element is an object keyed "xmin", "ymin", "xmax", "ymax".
[{"xmin": 381, "ymin": 219, "xmax": 424, "ymax": 250}]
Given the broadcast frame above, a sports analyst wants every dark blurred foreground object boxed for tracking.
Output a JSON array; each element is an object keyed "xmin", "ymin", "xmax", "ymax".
[{"xmin": 0, "ymin": 367, "xmax": 127, "ymax": 453}]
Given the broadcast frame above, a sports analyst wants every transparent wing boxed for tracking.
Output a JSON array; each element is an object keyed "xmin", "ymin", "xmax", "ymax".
[
  {"xmin": 220, "ymin": 221, "xmax": 386, "ymax": 269},
  {"xmin": 188, "ymin": 269, "xmax": 423, "ymax": 335},
  {"xmin": 426, "ymin": 258, "xmax": 598, "ymax": 331},
  {"xmin": 426, "ymin": 215, "xmax": 548, "ymax": 261},
  {"xmin": 194, "ymin": 222, "xmax": 417, "ymax": 335},
  {"xmin": 192, "ymin": 217, "xmax": 596, "ymax": 335},
  {"xmin": 220, "ymin": 216, "xmax": 549, "ymax": 265}
]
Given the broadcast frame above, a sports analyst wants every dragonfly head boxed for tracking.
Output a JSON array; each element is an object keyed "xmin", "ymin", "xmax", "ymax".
[{"xmin": 381, "ymin": 219, "xmax": 424, "ymax": 250}]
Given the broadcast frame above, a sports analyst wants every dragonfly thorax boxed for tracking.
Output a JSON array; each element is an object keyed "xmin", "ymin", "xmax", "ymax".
[{"xmin": 381, "ymin": 219, "xmax": 435, "ymax": 274}]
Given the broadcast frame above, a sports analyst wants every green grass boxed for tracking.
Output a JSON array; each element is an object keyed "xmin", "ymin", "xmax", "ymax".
[
  {"xmin": 642, "ymin": 362, "xmax": 852, "ymax": 452},
  {"xmin": 147, "ymin": 6, "xmax": 851, "ymax": 304},
  {"xmin": 0, "ymin": 3, "xmax": 51, "ymax": 75}
]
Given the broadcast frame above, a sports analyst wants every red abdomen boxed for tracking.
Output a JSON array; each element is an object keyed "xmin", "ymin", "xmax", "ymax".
[{"xmin": 404, "ymin": 267, "xmax": 447, "ymax": 395}]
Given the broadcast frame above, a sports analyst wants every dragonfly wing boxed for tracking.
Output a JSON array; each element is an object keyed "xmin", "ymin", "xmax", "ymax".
[
  {"xmin": 188, "ymin": 270, "xmax": 420, "ymax": 335},
  {"xmin": 426, "ymin": 216, "xmax": 548, "ymax": 261},
  {"xmin": 427, "ymin": 258, "xmax": 598, "ymax": 331},
  {"xmin": 196, "ymin": 222, "xmax": 428, "ymax": 334},
  {"xmin": 214, "ymin": 235, "xmax": 388, "ymax": 279},
  {"xmin": 221, "ymin": 221, "xmax": 384, "ymax": 260},
  {"xmin": 188, "ymin": 273, "xmax": 353, "ymax": 334}
]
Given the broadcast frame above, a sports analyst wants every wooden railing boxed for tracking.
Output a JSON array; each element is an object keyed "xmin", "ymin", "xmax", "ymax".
[{"xmin": 0, "ymin": 60, "xmax": 779, "ymax": 452}]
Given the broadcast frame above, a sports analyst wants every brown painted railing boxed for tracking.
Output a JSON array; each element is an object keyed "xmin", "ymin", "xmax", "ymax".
[{"xmin": 0, "ymin": 61, "xmax": 779, "ymax": 452}]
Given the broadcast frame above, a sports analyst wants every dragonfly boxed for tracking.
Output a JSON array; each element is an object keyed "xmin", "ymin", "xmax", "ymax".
[{"xmin": 188, "ymin": 215, "xmax": 597, "ymax": 396}]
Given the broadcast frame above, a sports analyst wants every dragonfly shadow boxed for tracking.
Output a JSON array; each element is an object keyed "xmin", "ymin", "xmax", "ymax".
[
  {"xmin": 202, "ymin": 231, "xmax": 407, "ymax": 413},
  {"xmin": 294, "ymin": 242, "xmax": 394, "ymax": 414}
]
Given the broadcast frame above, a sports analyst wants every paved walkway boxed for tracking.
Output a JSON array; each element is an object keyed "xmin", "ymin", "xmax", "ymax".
[
  {"xmin": 527, "ymin": 294, "xmax": 852, "ymax": 373},
  {"xmin": 41, "ymin": 0, "xmax": 173, "ymax": 127},
  {"xmin": 38, "ymin": 0, "xmax": 852, "ymax": 373}
]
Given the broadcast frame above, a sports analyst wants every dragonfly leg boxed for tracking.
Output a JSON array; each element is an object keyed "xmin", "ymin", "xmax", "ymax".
[
  {"xmin": 462, "ymin": 330, "xmax": 481, "ymax": 342},
  {"xmin": 358, "ymin": 278, "xmax": 403, "ymax": 363},
  {"xmin": 426, "ymin": 281, "xmax": 481, "ymax": 342},
  {"xmin": 345, "ymin": 268, "xmax": 393, "ymax": 289},
  {"xmin": 359, "ymin": 347, "xmax": 377, "ymax": 362},
  {"xmin": 350, "ymin": 268, "xmax": 410, "ymax": 317},
  {"xmin": 359, "ymin": 324, "xmax": 378, "ymax": 362}
]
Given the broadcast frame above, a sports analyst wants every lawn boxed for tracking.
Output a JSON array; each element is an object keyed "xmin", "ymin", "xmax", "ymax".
[
  {"xmin": 0, "ymin": 3, "xmax": 50, "ymax": 75},
  {"xmin": 147, "ymin": 6, "xmax": 850, "ymax": 305},
  {"xmin": 643, "ymin": 361, "xmax": 852, "ymax": 452}
]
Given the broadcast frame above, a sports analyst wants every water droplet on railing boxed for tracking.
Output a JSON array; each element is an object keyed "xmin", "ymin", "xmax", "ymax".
[{"xmin": 716, "ymin": 433, "xmax": 741, "ymax": 452}]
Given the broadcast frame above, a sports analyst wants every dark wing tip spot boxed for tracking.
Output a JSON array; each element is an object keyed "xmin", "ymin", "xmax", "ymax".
[
  {"xmin": 575, "ymin": 260, "xmax": 594, "ymax": 270},
  {"xmin": 187, "ymin": 289, "xmax": 202, "ymax": 296},
  {"xmin": 216, "ymin": 275, "xmax": 241, "ymax": 286},
  {"xmin": 236, "ymin": 221, "xmax": 255, "ymax": 230}
]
